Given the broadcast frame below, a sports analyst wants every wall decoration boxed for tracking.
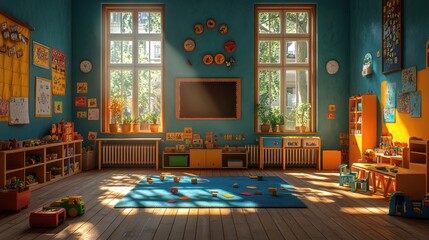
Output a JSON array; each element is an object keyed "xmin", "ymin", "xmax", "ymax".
[
  {"xmin": 401, "ymin": 66, "xmax": 417, "ymax": 93},
  {"xmin": 183, "ymin": 39, "xmax": 195, "ymax": 52},
  {"xmin": 166, "ymin": 132, "xmax": 176, "ymax": 141},
  {"xmin": 88, "ymin": 131, "xmax": 97, "ymax": 140},
  {"xmin": 203, "ymin": 54, "xmax": 213, "ymax": 64},
  {"xmin": 35, "ymin": 77, "xmax": 52, "ymax": 118},
  {"xmin": 52, "ymin": 48, "xmax": 66, "ymax": 95},
  {"xmin": 175, "ymin": 132, "xmax": 184, "ymax": 141},
  {"xmin": 225, "ymin": 57, "xmax": 236, "ymax": 68},
  {"xmin": 218, "ymin": 24, "xmax": 228, "ymax": 35},
  {"xmin": 77, "ymin": 82, "xmax": 88, "ymax": 93},
  {"xmin": 214, "ymin": 53, "xmax": 225, "ymax": 64},
  {"xmin": 327, "ymin": 112, "xmax": 335, "ymax": 119},
  {"xmin": 77, "ymin": 111, "xmax": 87, "ymax": 119},
  {"xmin": 9, "ymin": 97, "xmax": 29, "ymax": 124},
  {"xmin": 88, "ymin": 98, "xmax": 97, "ymax": 108},
  {"xmin": 184, "ymin": 127, "xmax": 193, "ymax": 138},
  {"xmin": 75, "ymin": 96, "xmax": 87, "ymax": 107},
  {"xmin": 88, "ymin": 108, "xmax": 99, "ymax": 120},
  {"xmin": 410, "ymin": 91, "xmax": 421, "ymax": 118},
  {"xmin": 329, "ymin": 104, "xmax": 336, "ymax": 111},
  {"xmin": 194, "ymin": 23, "xmax": 204, "ymax": 34},
  {"xmin": 386, "ymin": 82, "xmax": 396, "ymax": 108},
  {"xmin": 206, "ymin": 19, "xmax": 216, "ymax": 29},
  {"xmin": 0, "ymin": 11, "xmax": 33, "ymax": 122},
  {"xmin": 54, "ymin": 101, "xmax": 63, "ymax": 114},
  {"xmin": 32, "ymin": 41, "xmax": 50, "ymax": 69},
  {"xmin": 397, "ymin": 92, "xmax": 410, "ymax": 113},
  {"xmin": 362, "ymin": 53, "xmax": 373, "ymax": 77},
  {"xmin": 384, "ymin": 107, "xmax": 395, "ymax": 123},
  {"xmin": 224, "ymin": 40, "xmax": 236, "ymax": 53},
  {"xmin": 0, "ymin": 99, "xmax": 8, "ymax": 117},
  {"xmin": 382, "ymin": 0, "xmax": 402, "ymax": 74}
]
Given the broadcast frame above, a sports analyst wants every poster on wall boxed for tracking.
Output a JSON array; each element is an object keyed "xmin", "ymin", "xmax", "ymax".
[
  {"xmin": 35, "ymin": 77, "xmax": 52, "ymax": 118},
  {"xmin": 77, "ymin": 82, "xmax": 88, "ymax": 93},
  {"xmin": 384, "ymin": 107, "xmax": 396, "ymax": 123},
  {"xmin": 9, "ymin": 97, "xmax": 30, "ymax": 124},
  {"xmin": 54, "ymin": 101, "xmax": 63, "ymax": 114},
  {"xmin": 410, "ymin": 91, "xmax": 421, "ymax": 118},
  {"xmin": 386, "ymin": 82, "xmax": 396, "ymax": 108},
  {"xmin": 382, "ymin": 0, "xmax": 402, "ymax": 74},
  {"xmin": 397, "ymin": 92, "xmax": 410, "ymax": 113},
  {"xmin": 33, "ymin": 41, "xmax": 50, "ymax": 69},
  {"xmin": 401, "ymin": 66, "xmax": 417, "ymax": 93},
  {"xmin": 88, "ymin": 108, "xmax": 99, "ymax": 120},
  {"xmin": 52, "ymin": 48, "xmax": 66, "ymax": 95}
]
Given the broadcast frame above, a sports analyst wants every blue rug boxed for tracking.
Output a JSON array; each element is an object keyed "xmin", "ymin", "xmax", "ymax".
[{"xmin": 115, "ymin": 176, "xmax": 306, "ymax": 208}]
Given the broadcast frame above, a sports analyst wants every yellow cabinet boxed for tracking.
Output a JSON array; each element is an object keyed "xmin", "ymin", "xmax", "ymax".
[
  {"xmin": 190, "ymin": 149, "xmax": 222, "ymax": 168},
  {"xmin": 349, "ymin": 95, "xmax": 377, "ymax": 164}
]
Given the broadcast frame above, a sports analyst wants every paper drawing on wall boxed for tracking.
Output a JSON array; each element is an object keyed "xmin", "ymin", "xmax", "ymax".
[
  {"xmin": 88, "ymin": 98, "xmax": 97, "ymax": 108},
  {"xmin": 33, "ymin": 41, "xmax": 50, "ymax": 69},
  {"xmin": 386, "ymin": 82, "xmax": 396, "ymax": 108},
  {"xmin": 54, "ymin": 101, "xmax": 63, "ymax": 114},
  {"xmin": 75, "ymin": 96, "xmax": 87, "ymax": 107},
  {"xmin": 397, "ymin": 92, "xmax": 410, "ymax": 113},
  {"xmin": 35, "ymin": 77, "xmax": 52, "ymax": 118},
  {"xmin": 77, "ymin": 111, "xmax": 87, "ymax": 119},
  {"xmin": 410, "ymin": 91, "xmax": 421, "ymax": 118},
  {"xmin": 401, "ymin": 66, "xmax": 417, "ymax": 93},
  {"xmin": 9, "ymin": 97, "xmax": 30, "ymax": 124},
  {"xmin": 88, "ymin": 108, "xmax": 99, "ymax": 120},
  {"xmin": 52, "ymin": 48, "xmax": 66, "ymax": 95},
  {"xmin": 77, "ymin": 82, "xmax": 88, "ymax": 93},
  {"xmin": 384, "ymin": 107, "xmax": 396, "ymax": 123}
]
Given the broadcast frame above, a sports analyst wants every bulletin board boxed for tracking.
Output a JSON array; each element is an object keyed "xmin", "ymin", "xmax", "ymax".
[{"xmin": 0, "ymin": 10, "xmax": 33, "ymax": 123}]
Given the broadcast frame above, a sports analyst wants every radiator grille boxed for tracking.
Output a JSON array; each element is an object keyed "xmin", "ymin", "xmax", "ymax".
[
  {"xmin": 101, "ymin": 143, "xmax": 156, "ymax": 167},
  {"xmin": 246, "ymin": 145, "xmax": 318, "ymax": 168}
]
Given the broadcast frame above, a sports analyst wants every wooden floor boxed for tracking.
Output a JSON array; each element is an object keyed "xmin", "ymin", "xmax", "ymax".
[{"xmin": 1, "ymin": 168, "xmax": 428, "ymax": 240}]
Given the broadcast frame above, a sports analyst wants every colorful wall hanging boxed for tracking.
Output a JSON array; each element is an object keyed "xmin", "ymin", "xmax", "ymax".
[
  {"xmin": 52, "ymin": 48, "xmax": 66, "ymax": 95},
  {"xmin": 401, "ymin": 66, "xmax": 417, "ymax": 93},
  {"xmin": 32, "ymin": 41, "xmax": 50, "ymax": 69},
  {"xmin": 54, "ymin": 101, "xmax": 63, "ymax": 114},
  {"xmin": 88, "ymin": 98, "xmax": 97, "ymax": 108},
  {"xmin": 75, "ymin": 96, "xmax": 87, "ymax": 107},
  {"xmin": 35, "ymin": 76, "xmax": 52, "ymax": 118},
  {"xmin": 0, "ymin": 11, "xmax": 33, "ymax": 122},
  {"xmin": 397, "ymin": 92, "xmax": 410, "ymax": 113},
  {"xmin": 410, "ymin": 91, "xmax": 421, "ymax": 118},
  {"xmin": 382, "ymin": 0, "xmax": 402, "ymax": 74},
  {"xmin": 384, "ymin": 82, "xmax": 396, "ymax": 123},
  {"xmin": 77, "ymin": 82, "xmax": 88, "ymax": 93}
]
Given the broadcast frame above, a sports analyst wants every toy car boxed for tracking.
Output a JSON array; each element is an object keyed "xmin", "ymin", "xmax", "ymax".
[{"xmin": 50, "ymin": 196, "xmax": 85, "ymax": 217}]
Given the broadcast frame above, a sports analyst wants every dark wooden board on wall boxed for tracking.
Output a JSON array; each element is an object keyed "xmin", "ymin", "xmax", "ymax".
[{"xmin": 176, "ymin": 78, "xmax": 241, "ymax": 120}]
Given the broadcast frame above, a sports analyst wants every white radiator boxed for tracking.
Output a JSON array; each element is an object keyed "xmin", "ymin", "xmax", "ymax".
[
  {"xmin": 246, "ymin": 145, "xmax": 318, "ymax": 168},
  {"xmin": 101, "ymin": 143, "xmax": 156, "ymax": 167}
]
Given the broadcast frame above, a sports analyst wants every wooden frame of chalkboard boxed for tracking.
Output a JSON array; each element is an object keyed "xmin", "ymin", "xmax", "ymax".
[{"xmin": 176, "ymin": 78, "xmax": 241, "ymax": 120}]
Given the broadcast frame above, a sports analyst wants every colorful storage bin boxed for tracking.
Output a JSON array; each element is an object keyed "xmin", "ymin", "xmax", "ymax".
[{"xmin": 169, "ymin": 155, "xmax": 188, "ymax": 167}]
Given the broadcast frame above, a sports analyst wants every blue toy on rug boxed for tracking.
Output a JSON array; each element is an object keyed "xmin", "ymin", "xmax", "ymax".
[{"xmin": 389, "ymin": 192, "xmax": 429, "ymax": 218}]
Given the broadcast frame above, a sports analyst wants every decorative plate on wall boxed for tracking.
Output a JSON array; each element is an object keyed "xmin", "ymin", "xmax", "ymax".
[
  {"xmin": 224, "ymin": 40, "xmax": 236, "ymax": 53},
  {"xmin": 218, "ymin": 24, "xmax": 228, "ymax": 35},
  {"xmin": 206, "ymin": 19, "xmax": 216, "ymax": 29},
  {"xmin": 194, "ymin": 23, "xmax": 204, "ymax": 35},
  {"xmin": 214, "ymin": 53, "xmax": 225, "ymax": 64},
  {"xmin": 203, "ymin": 54, "xmax": 213, "ymax": 64},
  {"xmin": 183, "ymin": 39, "xmax": 196, "ymax": 52}
]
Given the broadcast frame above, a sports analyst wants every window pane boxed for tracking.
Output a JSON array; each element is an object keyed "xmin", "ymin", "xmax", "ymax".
[
  {"xmin": 258, "ymin": 40, "xmax": 280, "ymax": 64},
  {"xmin": 285, "ymin": 69, "xmax": 309, "ymax": 130},
  {"xmin": 258, "ymin": 69, "xmax": 280, "ymax": 105},
  {"xmin": 258, "ymin": 12, "xmax": 280, "ymax": 34},
  {"xmin": 138, "ymin": 70, "xmax": 162, "ymax": 118},
  {"xmin": 139, "ymin": 12, "xmax": 162, "ymax": 33},
  {"xmin": 110, "ymin": 69, "xmax": 134, "ymax": 121},
  {"xmin": 285, "ymin": 40, "xmax": 308, "ymax": 64},
  {"xmin": 138, "ymin": 40, "xmax": 162, "ymax": 63},
  {"xmin": 110, "ymin": 41, "xmax": 133, "ymax": 64},
  {"xmin": 285, "ymin": 12, "xmax": 308, "ymax": 33},
  {"xmin": 110, "ymin": 12, "xmax": 133, "ymax": 34}
]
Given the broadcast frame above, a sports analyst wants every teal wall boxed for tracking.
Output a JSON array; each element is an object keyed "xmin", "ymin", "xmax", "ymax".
[
  {"xmin": 1, "ymin": 0, "xmax": 351, "ymax": 152},
  {"xmin": 350, "ymin": 0, "xmax": 429, "ymax": 136},
  {"xmin": 0, "ymin": 0, "xmax": 72, "ymax": 139}
]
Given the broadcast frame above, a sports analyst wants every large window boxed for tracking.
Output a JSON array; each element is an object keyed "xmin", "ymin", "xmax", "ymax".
[
  {"xmin": 255, "ymin": 5, "xmax": 316, "ymax": 133},
  {"xmin": 102, "ymin": 5, "xmax": 164, "ymax": 132}
]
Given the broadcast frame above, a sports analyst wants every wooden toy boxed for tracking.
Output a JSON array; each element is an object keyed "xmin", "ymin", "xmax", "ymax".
[
  {"xmin": 160, "ymin": 175, "xmax": 165, "ymax": 181},
  {"xmin": 211, "ymin": 191, "xmax": 218, "ymax": 197},
  {"xmin": 268, "ymin": 187, "xmax": 277, "ymax": 196},
  {"xmin": 170, "ymin": 187, "xmax": 178, "ymax": 194},
  {"xmin": 389, "ymin": 192, "xmax": 429, "ymax": 218},
  {"xmin": 146, "ymin": 177, "xmax": 152, "ymax": 182},
  {"xmin": 233, "ymin": 183, "xmax": 239, "ymax": 188},
  {"xmin": 147, "ymin": 179, "xmax": 153, "ymax": 184},
  {"xmin": 0, "ymin": 188, "xmax": 30, "ymax": 212},
  {"xmin": 50, "ymin": 196, "xmax": 85, "ymax": 217},
  {"xmin": 174, "ymin": 177, "xmax": 181, "ymax": 183},
  {"xmin": 29, "ymin": 207, "xmax": 66, "ymax": 228},
  {"xmin": 191, "ymin": 178, "xmax": 197, "ymax": 184}
]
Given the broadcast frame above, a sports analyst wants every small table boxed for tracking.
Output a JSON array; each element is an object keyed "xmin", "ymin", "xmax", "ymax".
[{"xmin": 352, "ymin": 163, "xmax": 426, "ymax": 199}]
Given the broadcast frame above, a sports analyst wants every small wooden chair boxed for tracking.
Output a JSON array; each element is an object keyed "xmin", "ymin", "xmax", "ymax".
[
  {"xmin": 351, "ymin": 170, "xmax": 370, "ymax": 192},
  {"xmin": 338, "ymin": 164, "xmax": 356, "ymax": 186}
]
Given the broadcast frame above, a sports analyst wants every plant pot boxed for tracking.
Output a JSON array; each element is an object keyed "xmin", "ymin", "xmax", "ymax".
[
  {"xmin": 150, "ymin": 124, "xmax": 160, "ymax": 133},
  {"xmin": 279, "ymin": 124, "xmax": 286, "ymax": 132},
  {"xmin": 121, "ymin": 124, "xmax": 132, "ymax": 133},
  {"xmin": 133, "ymin": 123, "xmax": 140, "ymax": 132},
  {"xmin": 271, "ymin": 126, "xmax": 278, "ymax": 133},
  {"xmin": 109, "ymin": 123, "xmax": 119, "ymax": 133},
  {"xmin": 298, "ymin": 125, "xmax": 306, "ymax": 133},
  {"xmin": 260, "ymin": 124, "xmax": 271, "ymax": 133}
]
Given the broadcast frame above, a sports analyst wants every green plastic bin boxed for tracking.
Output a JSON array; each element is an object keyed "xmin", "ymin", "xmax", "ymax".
[{"xmin": 169, "ymin": 155, "xmax": 188, "ymax": 167}]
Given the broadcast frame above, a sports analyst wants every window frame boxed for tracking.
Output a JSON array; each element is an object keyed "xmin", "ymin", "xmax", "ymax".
[
  {"xmin": 102, "ymin": 4, "xmax": 165, "ymax": 133},
  {"xmin": 254, "ymin": 4, "xmax": 316, "ymax": 133}
]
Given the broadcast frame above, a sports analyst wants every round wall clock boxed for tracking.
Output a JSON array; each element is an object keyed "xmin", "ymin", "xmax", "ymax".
[
  {"xmin": 326, "ymin": 59, "xmax": 339, "ymax": 74},
  {"xmin": 80, "ymin": 60, "xmax": 92, "ymax": 73}
]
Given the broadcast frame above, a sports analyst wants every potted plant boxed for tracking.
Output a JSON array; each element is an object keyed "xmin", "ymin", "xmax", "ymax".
[
  {"xmin": 121, "ymin": 115, "xmax": 132, "ymax": 133},
  {"xmin": 270, "ymin": 108, "xmax": 280, "ymax": 133},
  {"xmin": 132, "ymin": 115, "xmax": 142, "ymax": 132},
  {"xmin": 108, "ymin": 97, "xmax": 125, "ymax": 133},
  {"xmin": 147, "ymin": 111, "xmax": 160, "ymax": 133},
  {"xmin": 256, "ymin": 94, "xmax": 272, "ymax": 132},
  {"xmin": 278, "ymin": 112, "xmax": 286, "ymax": 132},
  {"xmin": 294, "ymin": 102, "xmax": 311, "ymax": 133}
]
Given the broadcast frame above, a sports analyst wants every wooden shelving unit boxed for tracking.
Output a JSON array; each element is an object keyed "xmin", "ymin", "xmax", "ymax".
[
  {"xmin": 409, "ymin": 137, "xmax": 429, "ymax": 193},
  {"xmin": 0, "ymin": 140, "xmax": 82, "ymax": 190},
  {"xmin": 348, "ymin": 95, "xmax": 377, "ymax": 164}
]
